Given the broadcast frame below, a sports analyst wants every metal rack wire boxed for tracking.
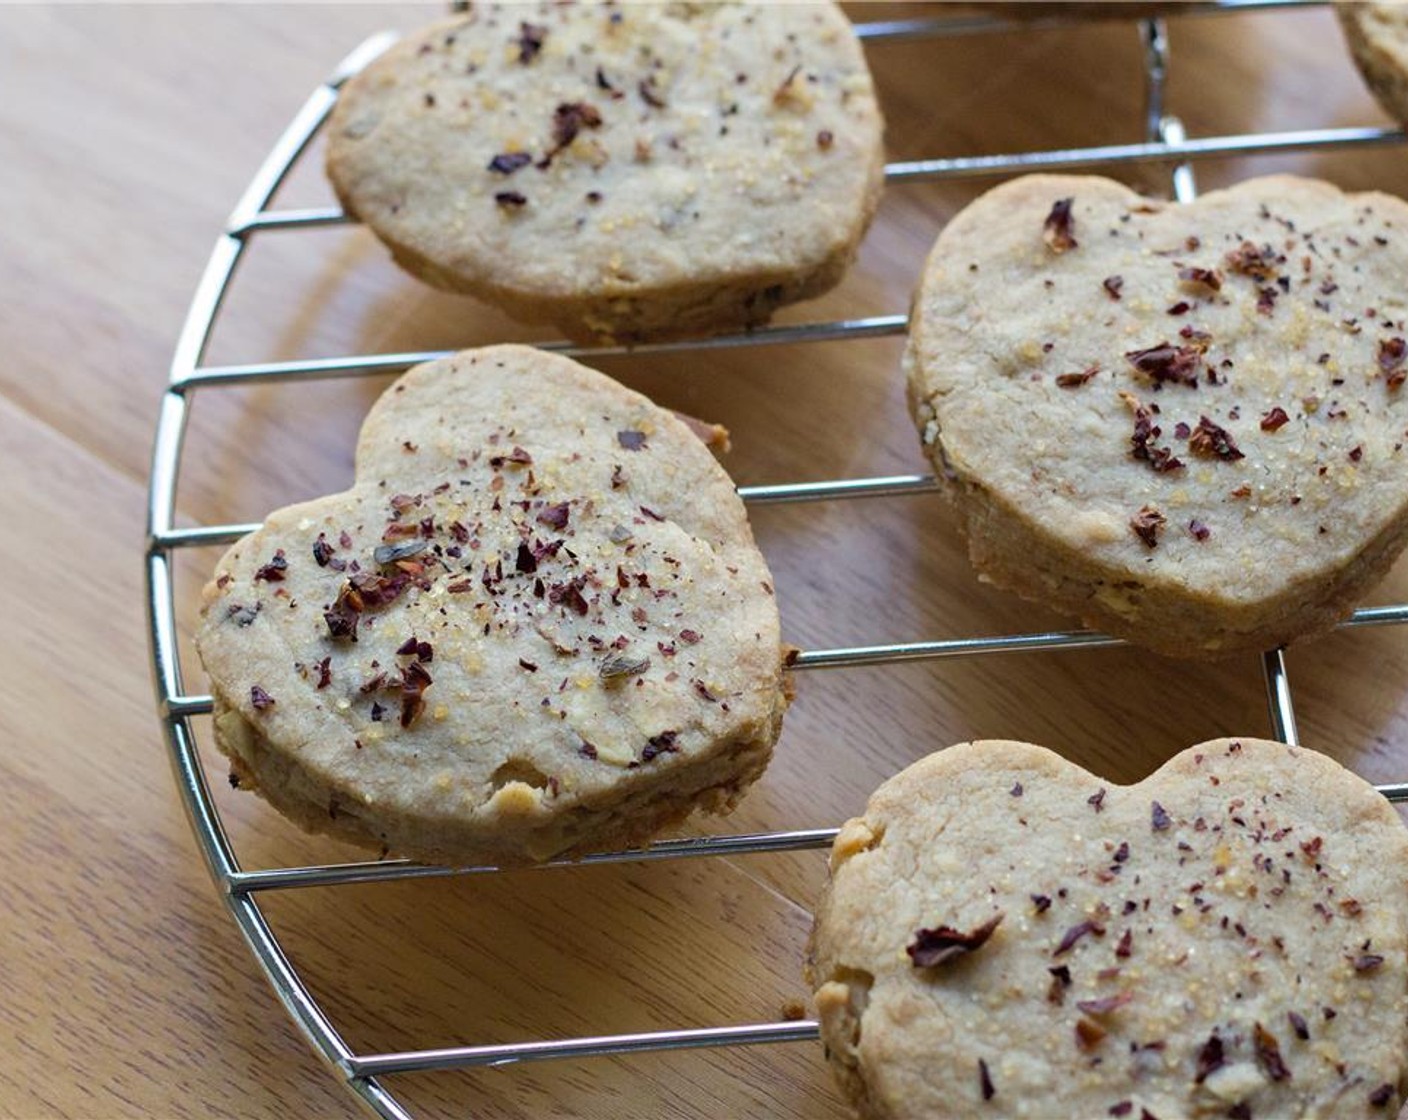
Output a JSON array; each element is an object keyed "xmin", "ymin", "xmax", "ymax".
[{"xmin": 144, "ymin": 4, "xmax": 1408, "ymax": 1116}]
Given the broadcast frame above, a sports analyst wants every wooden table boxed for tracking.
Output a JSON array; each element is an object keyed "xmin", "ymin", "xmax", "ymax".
[{"xmin": 6, "ymin": 4, "xmax": 1408, "ymax": 1117}]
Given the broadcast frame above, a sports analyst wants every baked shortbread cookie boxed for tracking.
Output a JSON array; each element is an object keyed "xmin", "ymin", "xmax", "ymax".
[
  {"xmin": 196, "ymin": 345, "xmax": 788, "ymax": 867},
  {"xmin": 1340, "ymin": 3, "xmax": 1408, "ymax": 127},
  {"xmin": 906, "ymin": 174, "xmax": 1408, "ymax": 657},
  {"xmin": 807, "ymin": 738, "xmax": 1408, "ymax": 1119},
  {"xmin": 326, "ymin": 3, "xmax": 885, "ymax": 343}
]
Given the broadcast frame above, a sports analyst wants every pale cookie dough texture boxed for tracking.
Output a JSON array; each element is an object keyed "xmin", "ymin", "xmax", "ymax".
[
  {"xmin": 807, "ymin": 738, "xmax": 1408, "ymax": 1120},
  {"xmin": 906, "ymin": 174, "xmax": 1408, "ymax": 658},
  {"xmin": 196, "ymin": 345, "xmax": 788, "ymax": 867},
  {"xmin": 326, "ymin": 3, "xmax": 886, "ymax": 342},
  {"xmin": 1340, "ymin": 3, "xmax": 1408, "ymax": 127}
]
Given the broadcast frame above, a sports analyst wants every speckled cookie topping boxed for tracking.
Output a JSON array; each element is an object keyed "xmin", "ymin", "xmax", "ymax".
[
  {"xmin": 197, "ymin": 345, "xmax": 788, "ymax": 867},
  {"xmin": 327, "ymin": 2, "xmax": 885, "ymax": 342},
  {"xmin": 807, "ymin": 738, "xmax": 1408, "ymax": 1119},
  {"xmin": 906, "ymin": 173, "xmax": 1408, "ymax": 657}
]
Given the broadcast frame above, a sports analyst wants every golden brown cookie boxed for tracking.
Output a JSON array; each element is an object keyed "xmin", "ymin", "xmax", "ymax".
[
  {"xmin": 906, "ymin": 173, "xmax": 1408, "ymax": 657},
  {"xmin": 196, "ymin": 345, "xmax": 788, "ymax": 867},
  {"xmin": 326, "ymin": 3, "xmax": 885, "ymax": 342},
  {"xmin": 807, "ymin": 737, "xmax": 1408, "ymax": 1119}
]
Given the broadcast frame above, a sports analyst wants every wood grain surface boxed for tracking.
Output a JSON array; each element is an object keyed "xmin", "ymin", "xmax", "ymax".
[{"xmin": 5, "ymin": 3, "xmax": 1408, "ymax": 1117}]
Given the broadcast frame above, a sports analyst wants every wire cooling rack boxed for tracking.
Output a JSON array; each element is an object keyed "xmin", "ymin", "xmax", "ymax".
[{"xmin": 145, "ymin": 3, "xmax": 1408, "ymax": 1116}]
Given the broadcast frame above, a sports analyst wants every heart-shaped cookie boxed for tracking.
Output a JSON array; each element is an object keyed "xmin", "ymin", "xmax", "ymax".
[
  {"xmin": 196, "ymin": 345, "xmax": 787, "ymax": 867},
  {"xmin": 807, "ymin": 738, "xmax": 1408, "ymax": 1119},
  {"xmin": 906, "ymin": 174, "xmax": 1408, "ymax": 657},
  {"xmin": 1340, "ymin": 3, "xmax": 1408, "ymax": 129}
]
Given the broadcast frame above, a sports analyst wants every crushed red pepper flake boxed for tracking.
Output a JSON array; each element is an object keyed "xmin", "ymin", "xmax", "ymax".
[
  {"xmin": 490, "ymin": 446, "xmax": 533, "ymax": 467},
  {"xmin": 548, "ymin": 576, "xmax": 590, "ymax": 616},
  {"xmin": 515, "ymin": 21, "xmax": 547, "ymax": 64},
  {"xmin": 1188, "ymin": 519, "xmax": 1211, "ymax": 542},
  {"xmin": 1151, "ymin": 801, "xmax": 1171, "ymax": 831},
  {"xmin": 908, "ymin": 912, "xmax": 1005, "ymax": 968},
  {"xmin": 1103, "ymin": 275, "xmax": 1124, "ymax": 300},
  {"xmin": 1131, "ymin": 405, "xmax": 1184, "ymax": 473},
  {"xmin": 1088, "ymin": 788, "xmax": 1106, "ymax": 813},
  {"xmin": 1195, "ymin": 1031, "xmax": 1225, "ymax": 1083},
  {"xmin": 1352, "ymin": 953, "xmax": 1385, "ymax": 972},
  {"xmin": 227, "ymin": 602, "xmax": 260, "ymax": 627},
  {"xmin": 254, "ymin": 550, "xmax": 288, "ymax": 582},
  {"xmin": 1253, "ymin": 1022, "xmax": 1291, "ymax": 1082},
  {"xmin": 487, "ymin": 151, "xmax": 532, "ymax": 175},
  {"xmin": 382, "ymin": 522, "xmax": 420, "ymax": 542},
  {"xmin": 549, "ymin": 101, "xmax": 602, "ymax": 152},
  {"xmin": 396, "ymin": 636, "xmax": 433, "ymax": 662},
  {"xmin": 1074, "ymin": 1018, "xmax": 1107, "ymax": 1050},
  {"xmin": 1380, "ymin": 337, "xmax": 1407, "ymax": 389},
  {"xmin": 1130, "ymin": 505, "xmax": 1166, "ymax": 549},
  {"xmin": 1115, "ymin": 929, "xmax": 1133, "ymax": 958},
  {"xmin": 1054, "ymin": 919, "xmax": 1105, "ymax": 956},
  {"xmin": 1260, "ymin": 406, "xmax": 1290, "ymax": 432},
  {"xmin": 595, "ymin": 66, "xmax": 622, "ymax": 97},
  {"xmin": 1077, "ymin": 992, "xmax": 1133, "ymax": 1015},
  {"xmin": 324, "ymin": 582, "xmax": 365, "ymax": 641},
  {"xmin": 1043, "ymin": 197, "xmax": 1077, "ymax": 253},
  {"xmin": 312, "ymin": 535, "xmax": 335, "ymax": 566},
  {"xmin": 640, "ymin": 74, "xmax": 668, "ymax": 109},
  {"xmin": 1125, "ymin": 343, "xmax": 1201, "ymax": 388},
  {"xmin": 1188, "ymin": 416, "xmax": 1244, "ymax": 461},
  {"xmin": 978, "ymin": 1058, "xmax": 995, "ymax": 1101},
  {"xmin": 640, "ymin": 730, "xmax": 679, "ymax": 763},
  {"xmin": 537, "ymin": 502, "xmax": 570, "ymax": 530},
  {"xmin": 1178, "ymin": 266, "xmax": 1223, "ymax": 292},
  {"xmin": 399, "ymin": 661, "xmax": 432, "ymax": 728},
  {"xmin": 1224, "ymin": 240, "xmax": 1281, "ymax": 280},
  {"xmin": 250, "ymin": 686, "xmax": 274, "ymax": 710}
]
